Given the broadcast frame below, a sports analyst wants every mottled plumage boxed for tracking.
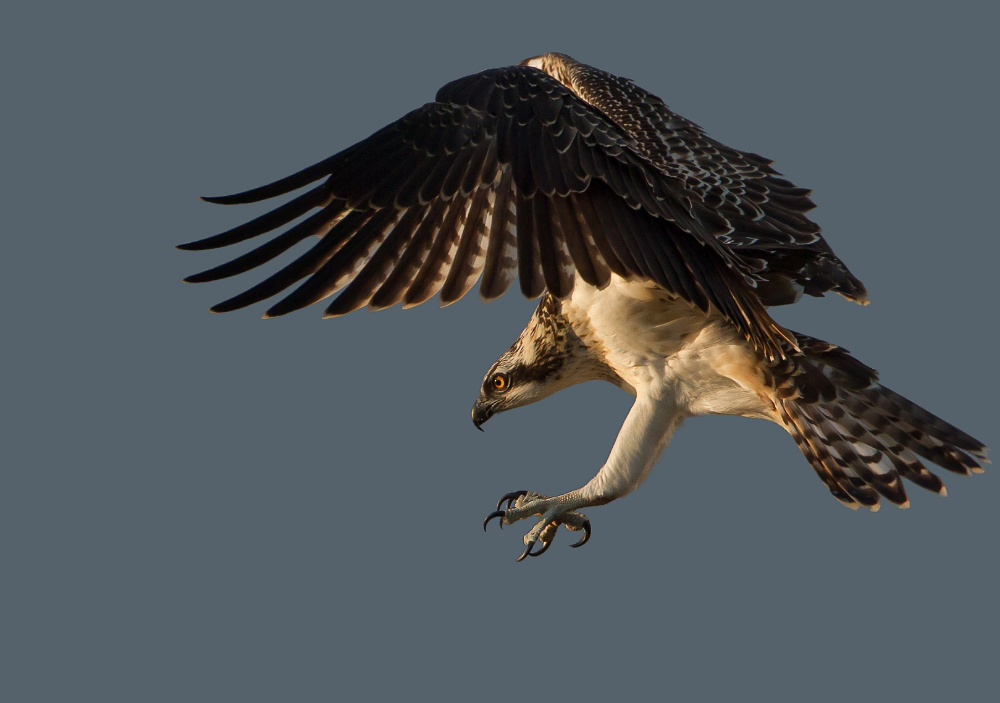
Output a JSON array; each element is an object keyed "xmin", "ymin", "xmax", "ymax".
[
  {"xmin": 181, "ymin": 53, "xmax": 987, "ymax": 560},
  {"xmin": 768, "ymin": 334, "xmax": 985, "ymax": 509}
]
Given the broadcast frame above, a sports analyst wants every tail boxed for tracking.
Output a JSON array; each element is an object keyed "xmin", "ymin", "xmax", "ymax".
[{"xmin": 770, "ymin": 333, "xmax": 989, "ymax": 510}]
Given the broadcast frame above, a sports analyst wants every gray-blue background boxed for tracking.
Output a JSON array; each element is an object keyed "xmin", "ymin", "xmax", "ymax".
[{"xmin": 4, "ymin": 2, "xmax": 997, "ymax": 701}]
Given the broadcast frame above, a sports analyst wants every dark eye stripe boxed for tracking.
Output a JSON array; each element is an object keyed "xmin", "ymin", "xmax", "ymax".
[{"xmin": 508, "ymin": 356, "xmax": 563, "ymax": 386}]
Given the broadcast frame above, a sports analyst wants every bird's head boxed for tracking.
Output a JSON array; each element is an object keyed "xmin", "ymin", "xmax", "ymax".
[
  {"xmin": 471, "ymin": 346, "xmax": 559, "ymax": 430},
  {"xmin": 471, "ymin": 294, "xmax": 603, "ymax": 430}
]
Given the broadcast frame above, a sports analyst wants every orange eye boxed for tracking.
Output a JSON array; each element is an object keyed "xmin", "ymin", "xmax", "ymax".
[{"xmin": 492, "ymin": 375, "xmax": 507, "ymax": 390}]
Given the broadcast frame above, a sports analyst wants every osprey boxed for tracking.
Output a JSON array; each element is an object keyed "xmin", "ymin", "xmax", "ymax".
[{"xmin": 181, "ymin": 52, "xmax": 988, "ymax": 561}]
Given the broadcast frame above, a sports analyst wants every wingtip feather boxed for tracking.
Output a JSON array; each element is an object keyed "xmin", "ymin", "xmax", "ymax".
[
  {"xmin": 176, "ymin": 240, "xmax": 211, "ymax": 252},
  {"xmin": 209, "ymin": 296, "xmax": 253, "ymax": 314},
  {"xmin": 201, "ymin": 193, "xmax": 251, "ymax": 205},
  {"xmin": 183, "ymin": 269, "xmax": 224, "ymax": 284}
]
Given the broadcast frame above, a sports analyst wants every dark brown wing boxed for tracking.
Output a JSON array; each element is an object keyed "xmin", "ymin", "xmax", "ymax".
[
  {"xmin": 179, "ymin": 66, "xmax": 794, "ymax": 357},
  {"xmin": 563, "ymin": 58, "xmax": 868, "ymax": 306}
]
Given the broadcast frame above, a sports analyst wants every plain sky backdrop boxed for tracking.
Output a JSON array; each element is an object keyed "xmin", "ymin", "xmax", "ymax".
[{"xmin": 4, "ymin": 2, "xmax": 997, "ymax": 701}]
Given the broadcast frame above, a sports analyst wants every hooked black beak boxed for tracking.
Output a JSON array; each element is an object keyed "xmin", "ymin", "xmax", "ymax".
[{"xmin": 471, "ymin": 402, "xmax": 494, "ymax": 431}]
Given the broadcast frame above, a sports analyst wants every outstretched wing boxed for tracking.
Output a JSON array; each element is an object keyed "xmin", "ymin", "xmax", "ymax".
[{"xmin": 180, "ymin": 65, "xmax": 798, "ymax": 356}]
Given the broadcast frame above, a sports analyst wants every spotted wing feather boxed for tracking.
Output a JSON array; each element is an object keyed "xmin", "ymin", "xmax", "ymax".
[{"xmin": 561, "ymin": 57, "xmax": 868, "ymax": 305}]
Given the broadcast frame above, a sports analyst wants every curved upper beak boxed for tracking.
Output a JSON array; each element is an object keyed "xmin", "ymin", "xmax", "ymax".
[{"xmin": 471, "ymin": 401, "xmax": 494, "ymax": 431}]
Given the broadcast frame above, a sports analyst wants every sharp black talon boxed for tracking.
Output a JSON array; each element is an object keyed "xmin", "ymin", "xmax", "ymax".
[
  {"xmin": 496, "ymin": 490, "xmax": 529, "ymax": 511},
  {"xmin": 516, "ymin": 540, "xmax": 538, "ymax": 562},
  {"xmin": 569, "ymin": 519, "xmax": 592, "ymax": 548},
  {"xmin": 528, "ymin": 540, "xmax": 551, "ymax": 557},
  {"xmin": 483, "ymin": 510, "xmax": 505, "ymax": 531}
]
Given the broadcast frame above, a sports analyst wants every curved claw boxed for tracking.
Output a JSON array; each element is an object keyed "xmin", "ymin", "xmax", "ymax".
[
  {"xmin": 569, "ymin": 519, "xmax": 592, "ymax": 548},
  {"xmin": 516, "ymin": 539, "xmax": 538, "ymax": 562},
  {"xmin": 528, "ymin": 539, "xmax": 552, "ymax": 557},
  {"xmin": 496, "ymin": 490, "xmax": 528, "ymax": 511},
  {"xmin": 483, "ymin": 510, "xmax": 506, "ymax": 532}
]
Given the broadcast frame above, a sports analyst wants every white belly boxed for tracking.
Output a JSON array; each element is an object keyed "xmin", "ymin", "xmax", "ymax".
[{"xmin": 563, "ymin": 276, "xmax": 778, "ymax": 422}]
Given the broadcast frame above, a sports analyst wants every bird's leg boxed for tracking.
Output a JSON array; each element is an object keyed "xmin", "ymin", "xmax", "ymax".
[{"xmin": 484, "ymin": 393, "xmax": 683, "ymax": 560}]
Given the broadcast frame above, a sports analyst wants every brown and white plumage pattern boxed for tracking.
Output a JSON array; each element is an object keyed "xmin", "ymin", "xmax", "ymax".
[
  {"xmin": 552, "ymin": 55, "xmax": 868, "ymax": 305},
  {"xmin": 769, "ymin": 334, "xmax": 987, "ymax": 510}
]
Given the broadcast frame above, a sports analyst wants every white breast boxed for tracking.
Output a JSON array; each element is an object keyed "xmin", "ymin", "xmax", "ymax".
[{"xmin": 564, "ymin": 276, "xmax": 778, "ymax": 422}]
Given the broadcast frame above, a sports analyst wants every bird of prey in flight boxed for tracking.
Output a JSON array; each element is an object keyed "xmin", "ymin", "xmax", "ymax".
[{"xmin": 180, "ymin": 52, "xmax": 988, "ymax": 561}]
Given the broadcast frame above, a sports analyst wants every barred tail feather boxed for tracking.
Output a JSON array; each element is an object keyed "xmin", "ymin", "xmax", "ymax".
[{"xmin": 774, "ymin": 334, "xmax": 988, "ymax": 511}]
